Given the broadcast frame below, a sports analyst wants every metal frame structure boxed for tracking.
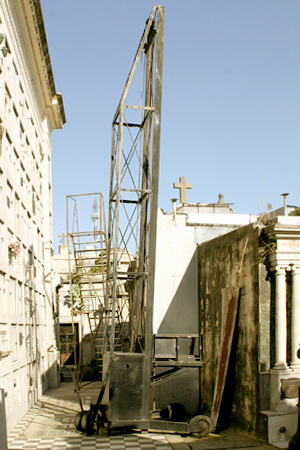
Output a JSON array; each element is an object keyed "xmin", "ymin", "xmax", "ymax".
[
  {"xmin": 102, "ymin": 4, "xmax": 165, "ymax": 422},
  {"xmin": 73, "ymin": 7, "xmax": 211, "ymax": 436},
  {"xmin": 66, "ymin": 193, "xmax": 108, "ymax": 387},
  {"xmin": 72, "ymin": 5, "xmax": 166, "ymax": 430},
  {"xmin": 105, "ymin": 4, "xmax": 164, "ymax": 356}
]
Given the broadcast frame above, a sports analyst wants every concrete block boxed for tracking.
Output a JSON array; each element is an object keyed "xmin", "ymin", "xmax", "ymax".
[{"xmin": 261, "ymin": 409, "xmax": 298, "ymax": 448}]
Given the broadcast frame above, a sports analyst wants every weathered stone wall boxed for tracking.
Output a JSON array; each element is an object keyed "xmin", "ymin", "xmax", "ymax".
[{"xmin": 198, "ymin": 224, "xmax": 261, "ymax": 431}]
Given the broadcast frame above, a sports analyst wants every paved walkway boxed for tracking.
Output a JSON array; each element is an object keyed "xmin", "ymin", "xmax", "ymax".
[
  {"xmin": 7, "ymin": 381, "xmax": 184, "ymax": 450},
  {"xmin": 183, "ymin": 428, "xmax": 278, "ymax": 450},
  {"xmin": 7, "ymin": 381, "xmax": 278, "ymax": 450}
]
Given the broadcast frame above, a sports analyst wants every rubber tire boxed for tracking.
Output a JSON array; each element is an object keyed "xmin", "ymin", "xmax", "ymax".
[
  {"xmin": 189, "ymin": 415, "xmax": 211, "ymax": 437},
  {"xmin": 74, "ymin": 411, "xmax": 84, "ymax": 432},
  {"xmin": 80, "ymin": 411, "xmax": 93, "ymax": 435}
]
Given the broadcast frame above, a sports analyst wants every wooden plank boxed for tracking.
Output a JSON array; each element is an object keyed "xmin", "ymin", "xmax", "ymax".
[{"xmin": 209, "ymin": 288, "xmax": 240, "ymax": 432}]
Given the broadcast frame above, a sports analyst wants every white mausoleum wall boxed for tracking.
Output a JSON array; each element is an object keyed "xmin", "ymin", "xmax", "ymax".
[
  {"xmin": 154, "ymin": 209, "xmax": 258, "ymax": 333},
  {"xmin": 0, "ymin": 0, "xmax": 65, "ymax": 434},
  {"xmin": 154, "ymin": 210, "xmax": 197, "ymax": 334}
]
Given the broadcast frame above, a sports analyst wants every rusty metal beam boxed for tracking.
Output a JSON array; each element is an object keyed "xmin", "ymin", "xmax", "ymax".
[{"xmin": 209, "ymin": 288, "xmax": 240, "ymax": 432}]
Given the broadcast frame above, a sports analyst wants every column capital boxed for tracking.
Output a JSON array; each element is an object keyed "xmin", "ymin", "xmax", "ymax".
[
  {"xmin": 274, "ymin": 266, "xmax": 287, "ymax": 275},
  {"xmin": 291, "ymin": 265, "xmax": 300, "ymax": 275}
]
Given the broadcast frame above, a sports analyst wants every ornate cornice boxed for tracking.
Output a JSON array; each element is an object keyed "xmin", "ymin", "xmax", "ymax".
[
  {"xmin": 263, "ymin": 218, "xmax": 300, "ymax": 269},
  {"xmin": 30, "ymin": 0, "xmax": 66, "ymax": 126}
]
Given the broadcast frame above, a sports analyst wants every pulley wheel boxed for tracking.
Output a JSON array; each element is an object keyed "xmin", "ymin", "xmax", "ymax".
[
  {"xmin": 80, "ymin": 410, "xmax": 103, "ymax": 435},
  {"xmin": 74, "ymin": 411, "xmax": 84, "ymax": 431},
  {"xmin": 189, "ymin": 415, "xmax": 211, "ymax": 437},
  {"xmin": 80, "ymin": 411, "xmax": 94, "ymax": 434}
]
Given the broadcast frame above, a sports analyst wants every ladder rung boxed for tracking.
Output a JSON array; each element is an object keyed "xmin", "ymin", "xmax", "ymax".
[
  {"xmin": 74, "ymin": 241, "xmax": 102, "ymax": 247},
  {"xmin": 77, "ymin": 274, "xmax": 106, "ymax": 283}
]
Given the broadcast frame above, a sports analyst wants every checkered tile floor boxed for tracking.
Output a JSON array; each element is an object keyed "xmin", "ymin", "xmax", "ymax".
[
  {"xmin": 7, "ymin": 384, "xmax": 174, "ymax": 449},
  {"xmin": 8, "ymin": 434, "xmax": 172, "ymax": 449}
]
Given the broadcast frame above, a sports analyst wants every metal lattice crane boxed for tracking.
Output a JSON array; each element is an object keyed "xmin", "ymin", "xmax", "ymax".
[
  {"xmin": 73, "ymin": 7, "xmax": 210, "ymax": 436},
  {"xmin": 90, "ymin": 4, "xmax": 165, "ymax": 428}
]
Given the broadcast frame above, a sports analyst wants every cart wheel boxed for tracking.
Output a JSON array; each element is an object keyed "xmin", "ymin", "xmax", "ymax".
[
  {"xmin": 74, "ymin": 411, "xmax": 84, "ymax": 431},
  {"xmin": 80, "ymin": 410, "xmax": 103, "ymax": 435},
  {"xmin": 189, "ymin": 415, "xmax": 211, "ymax": 437},
  {"xmin": 81, "ymin": 411, "xmax": 94, "ymax": 435}
]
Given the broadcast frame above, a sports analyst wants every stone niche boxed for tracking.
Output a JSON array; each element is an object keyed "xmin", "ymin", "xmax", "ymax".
[{"xmin": 280, "ymin": 377, "xmax": 300, "ymax": 400}]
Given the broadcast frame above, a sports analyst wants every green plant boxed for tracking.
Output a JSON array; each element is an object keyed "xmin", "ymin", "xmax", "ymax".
[
  {"xmin": 63, "ymin": 277, "xmax": 83, "ymax": 315},
  {"xmin": 256, "ymin": 236, "xmax": 276, "ymax": 266}
]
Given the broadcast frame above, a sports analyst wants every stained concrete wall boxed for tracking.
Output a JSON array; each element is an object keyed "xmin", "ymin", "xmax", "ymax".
[
  {"xmin": 198, "ymin": 224, "xmax": 261, "ymax": 431},
  {"xmin": 153, "ymin": 209, "xmax": 259, "ymax": 418}
]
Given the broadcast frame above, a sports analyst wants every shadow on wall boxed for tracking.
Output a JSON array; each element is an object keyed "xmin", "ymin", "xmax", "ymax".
[
  {"xmin": 154, "ymin": 250, "xmax": 200, "ymax": 417},
  {"xmin": 156, "ymin": 250, "xmax": 198, "ymax": 335}
]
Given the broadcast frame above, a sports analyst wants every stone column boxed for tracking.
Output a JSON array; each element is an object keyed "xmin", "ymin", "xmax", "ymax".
[
  {"xmin": 291, "ymin": 265, "xmax": 300, "ymax": 369},
  {"xmin": 274, "ymin": 266, "xmax": 288, "ymax": 370}
]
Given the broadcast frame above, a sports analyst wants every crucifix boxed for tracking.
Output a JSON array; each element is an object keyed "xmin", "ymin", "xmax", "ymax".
[
  {"xmin": 173, "ymin": 177, "xmax": 192, "ymax": 204},
  {"xmin": 59, "ymin": 231, "xmax": 67, "ymax": 246}
]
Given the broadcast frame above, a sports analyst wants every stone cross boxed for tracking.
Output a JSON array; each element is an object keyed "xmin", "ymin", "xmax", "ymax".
[
  {"xmin": 59, "ymin": 231, "xmax": 67, "ymax": 246},
  {"xmin": 173, "ymin": 177, "xmax": 192, "ymax": 204}
]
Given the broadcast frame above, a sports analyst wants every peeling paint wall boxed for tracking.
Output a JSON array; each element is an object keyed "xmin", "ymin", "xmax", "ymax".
[{"xmin": 198, "ymin": 224, "xmax": 262, "ymax": 431}]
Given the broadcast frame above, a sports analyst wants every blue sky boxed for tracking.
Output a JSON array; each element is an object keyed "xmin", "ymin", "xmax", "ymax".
[{"xmin": 40, "ymin": 1, "xmax": 300, "ymax": 253}]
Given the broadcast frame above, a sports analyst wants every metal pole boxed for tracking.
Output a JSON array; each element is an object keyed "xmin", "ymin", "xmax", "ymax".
[
  {"xmin": 142, "ymin": 5, "xmax": 165, "ymax": 420},
  {"xmin": 104, "ymin": 123, "xmax": 116, "ymax": 352},
  {"xmin": 110, "ymin": 107, "xmax": 124, "ymax": 354}
]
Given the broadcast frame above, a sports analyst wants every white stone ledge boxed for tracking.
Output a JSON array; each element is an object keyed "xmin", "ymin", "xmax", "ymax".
[
  {"xmin": 269, "ymin": 216, "xmax": 300, "ymax": 225},
  {"xmin": 187, "ymin": 213, "xmax": 257, "ymax": 226}
]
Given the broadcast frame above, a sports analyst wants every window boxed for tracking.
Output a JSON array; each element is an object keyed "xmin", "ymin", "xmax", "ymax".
[
  {"xmin": 8, "ymin": 229, "xmax": 13, "ymax": 263},
  {"xmin": 0, "ymin": 221, "xmax": 3, "ymax": 263},
  {"xmin": 26, "ymin": 174, "xmax": 30, "ymax": 195},
  {"xmin": 5, "ymin": 131, "xmax": 12, "ymax": 159},
  {"xmin": 27, "ymin": 248, "xmax": 32, "ymax": 267},
  {"xmin": 6, "ymin": 180, "xmax": 13, "ymax": 208},
  {"xmin": 13, "ymin": 148, "xmax": 19, "ymax": 169},
  {"xmin": 20, "ymin": 161, "xmax": 25, "ymax": 187},
  {"xmin": 19, "ymin": 121, "xmax": 24, "ymax": 145},
  {"xmin": 39, "ymin": 172, "xmax": 43, "ymax": 196},
  {"xmin": 0, "ymin": 169, "xmax": 3, "ymax": 196},
  {"xmin": 21, "ymin": 203, "xmax": 25, "ymax": 223},
  {"xmin": 15, "ymin": 193, "xmax": 20, "ymax": 228},
  {"xmin": 0, "ymin": 122, "xmax": 3, "ymax": 156},
  {"xmin": 13, "ymin": 103, "xmax": 18, "ymax": 118},
  {"xmin": 32, "ymin": 186, "xmax": 36, "ymax": 215},
  {"xmin": 13, "ymin": 60, "xmax": 18, "ymax": 75},
  {"xmin": 5, "ymin": 84, "xmax": 11, "ymax": 103}
]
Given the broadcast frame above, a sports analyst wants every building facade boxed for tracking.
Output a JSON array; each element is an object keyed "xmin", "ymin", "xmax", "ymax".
[
  {"xmin": 0, "ymin": 0, "xmax": 65, "ymax": 433},
  {"xmin": 153, "ymin": 196, "xmax": 258, "ymax": 416},
  {"xmin": 198, "ymin": 215, "xmax": 300, "ymax": 446},
  {"xmin": 154, "ymin": 195, "xmax": 300, "ymax": 447}
]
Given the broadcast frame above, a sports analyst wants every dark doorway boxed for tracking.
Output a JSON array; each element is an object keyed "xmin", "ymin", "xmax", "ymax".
[{"xmin": 60, "ymin": 323, "xmax": 79, "ymax": 366}]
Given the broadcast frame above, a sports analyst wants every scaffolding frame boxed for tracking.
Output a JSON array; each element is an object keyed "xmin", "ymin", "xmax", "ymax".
[
  {"xmin": 73, "ymin": 8, "xmax": 210, "ymax": 437},
  {"xmin": 66, "ymin": 193, "xmax": 108, "ymax": 387},
  {"xmin": 101, "ymin": 4, "xmax": 165, "ymax": 423}
]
